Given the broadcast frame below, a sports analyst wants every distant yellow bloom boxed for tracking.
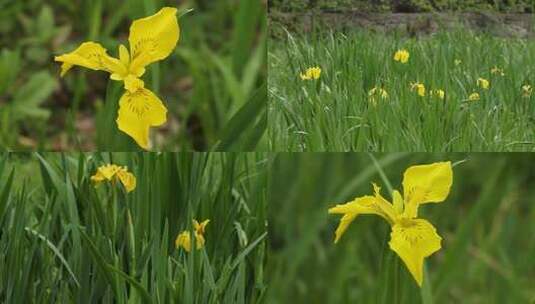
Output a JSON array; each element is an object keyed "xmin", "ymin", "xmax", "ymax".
[
  {"xmin": 329, "ymin": 162, "xmax": 453, "ymax": 287},
  {"xmin": 477, "ymin": 78, "xmax": 490, "ymax": 90},
  {"xmin": 490, "ymin": 66, "xmax": 505, "ymax": 76},
  {"xmin": 175, "ymin": 219, "xmax": 210, "ymax": 252},
  {"xmin": 394, "ymin": 49, "xmax": 410, "ymax": 64},
  {"xmin": 522, "ymin": 85, "xmax": 532, "ymax": 98},
  {"xmin": 300, "ymin": 66, "xmax": 321, "ymax": 80},
  {"xmin": 368, "ymin": 87, "xmax": 389, "ymax": 106},
  {"xmin": 468, "ymin": 93, "xmax": 480, "ymax": 101},
  {"xmin": 91, "ymin": 164, "xmax": 136, "ymax": 192},
  {"xmin": 410, "ymin": 82, "xmax": 426, "ymax": 97},
  {"xmin": 431, "ymin": 89, "xmax": 445, "ymax": 100},
  {"xmin": 55, "ymin": 7, "xmax": 180, "ymax": 150},
  {"xmin": 454, "ymin": 59, "xmax": 462, "ymax": 66}
]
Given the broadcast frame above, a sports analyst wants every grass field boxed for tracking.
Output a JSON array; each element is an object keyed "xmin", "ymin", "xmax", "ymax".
[
  {"xmin": 268, "ymin": 27, "xmax": 535, "ymax": 151},
  {"xmin": 267, "ymin": 153, "xmax": 535, "ymax": 303},
  {"xmin": 0, "ymin": 0, "xmax": 266, "ymax": 151},
  {"xmin": 0, "ymin": 152, "xmax": 268, "ymax": 303}
]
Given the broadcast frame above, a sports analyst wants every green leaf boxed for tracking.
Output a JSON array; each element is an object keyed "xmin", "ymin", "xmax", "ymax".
[
  {"xmin": 11, "ymin": 71, "xmax": 57, "ymax": 120},
  {"xmin": 213, "ymin": 82, "xmax": 266, "ymax": 151}
]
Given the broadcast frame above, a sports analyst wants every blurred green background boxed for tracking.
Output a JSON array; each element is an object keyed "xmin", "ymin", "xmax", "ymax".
[
  {"xmin": 267, "ymin": 153, "xmax": 535, "ymax": 303},
  {"xmin": 0, "ymin": 0, "xmax": 266, "ymax": 151},
  {"xmin": 268, "ymin": 0, "xmax": 534, "ymax": 12}
]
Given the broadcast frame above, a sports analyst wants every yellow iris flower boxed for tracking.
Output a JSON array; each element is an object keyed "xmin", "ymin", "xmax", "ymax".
[
  {"xmin": 300, "ymin": 67, "xmax": 321, "ymax": 80},
  {"xmin": 431, "ymin": 89, "xmax": 445, "ymax": 100},
  {"xmin": 410, "ymin": 82, "xmax": 426, "ymax": 97},
  {"xmin": 175, "ymin": 219, "xmax": 210, "ymax": 252},
  {"xmin": 90, "ymin": 164, "xmax": 136, "ymax": 192},
  {"xmin": 329, "ymin": 162, "xmax": 453, "ymax": 287},
  {"xmin": 490, "ymin": 66, "xmax": 505, "ymax": 76},
  {"xmin": 368, "ymin": 87, "xmax": 389, "ymax": 106},
  {"xmin": 393, "ymin": 49, "xmax": 409, "ymax": 64},
  {"xmin": 477, "ymin": 78, "xmax": 490, "ymax": 90},
  {"xmin": 454, "ymin": 59, "xmax": 462, "ymax": 66},
  {"xmin": 522, "ymin": 85, "xmax": 532, "ymax": 98},
  {"xmin": 55, "ymin": 7, "xmax": 180, "ymax": 150},
  {"xmin": 468, "ymin": 93, "xmax": 480, "ymax": 101}
]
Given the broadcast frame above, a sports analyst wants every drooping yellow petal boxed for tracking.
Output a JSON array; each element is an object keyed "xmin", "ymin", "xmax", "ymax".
[
  {"xmin": 402, "ymin": 162, "xmax": 453, "ymax": 218},
  {"xmin": 328, "ymin": 193, "xmax": 396, "ymax": 243},
  {"xmin": 389, "ymin": 219, "xmax": 442, "ymax": 287},
  {"xmin": 116, "ymin": 88, "xmax": 167, "ymax": 150},
  {"xmin": 116, "ymin": 169, "xmax": 137, "ymax": 192},
  {"xmin": 54, "ymin": 42, "xmax": 126, "ymax": 77},
  {"xmin": 175, "ymin": 231, "xmax": 191, "ymax": 252},
  {"xmin": 128, "ymin": 7, "xmax": 179, "ymax": 75},
  {"xmin": 194, "ymin": 232, "xmax": 206, "ymax": 249}
]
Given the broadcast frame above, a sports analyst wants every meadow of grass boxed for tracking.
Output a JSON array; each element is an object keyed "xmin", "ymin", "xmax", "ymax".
[
  {"xmin": 266, "ymin": 153, "xmax": 535, "ymax": 303},
  {"xmin": 269, "ymin": 27, "xmax": 535, "ymax": 151},
  {"xmin": 0, "ymin": 152, "xmax": 268, "ymax": 303},
  {"xmin": 0, "ymin": 0, "xmax": 266, "ymax": 151}
]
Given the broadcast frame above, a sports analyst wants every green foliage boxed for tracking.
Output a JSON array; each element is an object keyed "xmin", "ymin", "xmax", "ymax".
[
  {"xmin": 269, "ymin": 28, "xmax": 535, "ymax": 151},
  {"xmin": 266, "ymin": 153, "xmax": 535, "ymax": 302},
  {"xmin": 0, "ymin": 152, "xmax": 268, "ymax": 303}
]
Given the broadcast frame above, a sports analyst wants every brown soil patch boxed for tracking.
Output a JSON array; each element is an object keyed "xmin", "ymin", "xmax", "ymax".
[{"xmin": 270, "ymin": 12, "xmax": 535, "ymax": 38}]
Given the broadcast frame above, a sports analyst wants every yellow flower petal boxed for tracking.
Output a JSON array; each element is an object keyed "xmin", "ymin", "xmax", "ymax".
[
  {"xmin": 394, "ymin": 49, "xmax": 409, "ymax": 64},
  {"xmin": 389, "ymin": 218, "xmax": 442, "ymax": 287},
  {"xmin": 116, "ymin": 88, "xmax": 167, "ymax": 150},
  {"xmin": 402, "ymin": 162, "xmax": 453, "ymax": 218},
  {"xmin": 328, "ymin": 192, "xmax": 396, "ymax": 243},
  {"xmin": 54, "ymin": 42, "xmax": 125, "ymax": 77},
  {"xmin": 124, "ymin": 75, "xmax": 145, "ymax": 93},
  {"xmin": 128, "ymin": 7, "xmax": 179, "ymax": 75},
  {"xmin": 477, "ymin": 78, "xmax": 490, "ymax": 90},
  {"xmin": 193, "ymin": 219, "xmax": 210, "ymax": 234},
  {"xmin": 116, "ymin": 169, "xmax": 137, "ymax": 192},
  {"xmin": 119, "ymin": 44, "xmax": 130, "ymax": 67},
  {"xmin": 175, "ymin": 231, "xmax": 191, "ymax": 252}
]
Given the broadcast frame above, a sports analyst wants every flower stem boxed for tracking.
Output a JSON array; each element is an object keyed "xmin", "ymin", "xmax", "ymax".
[{"xmin": 420, "ymin": 262, "xmax": 434, "ymax": 304}]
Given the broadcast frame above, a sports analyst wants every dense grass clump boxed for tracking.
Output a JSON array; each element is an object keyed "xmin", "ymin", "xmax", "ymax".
[
  {"xmin": 0, "ymin": 152, "xmax": 268, "ymax": 303},
  {"xmin": 269, "ymin": 29, "xmax": 535, "ymax": 151}
]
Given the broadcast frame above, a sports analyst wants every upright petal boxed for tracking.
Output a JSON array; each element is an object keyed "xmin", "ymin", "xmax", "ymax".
[
  {"xmin": 389, "ymin": 219, "xmax": 442, "ymax": 287},
  {"xmin": 116, "ymin": 88, "xmax": 168, "ymax": 150},
  {"xmin": 128, "ymin": 7, "xmax": 179, "ymax": 75},
  {"xmin": 54, "ymin": 42, "xmax": 126, "ymax": 77},
  {"xmin": 402, "ymin": 162, "xmax": 453, "ymax": 218},
  {"xmin": 328, "ymin": 194, "xmax": 396, "ymax": 243}
]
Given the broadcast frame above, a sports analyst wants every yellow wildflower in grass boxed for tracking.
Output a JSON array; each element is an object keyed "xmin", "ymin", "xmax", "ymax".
[
  {"xmin": 300, "ymin": 66, "xmax": 321, "ymax": 80},
  {"xmin": 175, "ymin": 219, "xmax": 210, "ymax": 252},
  {"xmin": 91, "ymin": 164, "xmax": 136, "ymax": 192},
  {"xmin": 454, "ymin": 59, "xmax": 462, "ymax": 66},
  {"xmin": 55, "ymin": 7, "xmax": 180, "ymax": 150},
  {"xmin": 491, "ymin": 66, "xmax": 505, "ymax": 76},
  {"xmin": 368, "ymin": 87, "xmax": 389, "ymax": 106},
  {"xmin": 410, "ymin": 82, "xmax": 426, "ymax": 97},
  {"xmin": 431, "ymin": 89, "xmax": 445, "ymax": 100},
  {"xmin": 522, "ymin": 85, "xmax": 532, "ymax": 98},
  {"xmin": 477, "ymin": 78, "xmax": 490, "ymax": 90},
  {"xmin": 328, "ymin": 162, "xmax": 453, "ymax": 287},
  {"xmin": 468, "ymin": 92, "xmax": 480, "ymax": 101},
  {"xmin": 393, "ymin": 49, "xmax": 410, "ymax": 64}
]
